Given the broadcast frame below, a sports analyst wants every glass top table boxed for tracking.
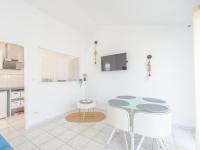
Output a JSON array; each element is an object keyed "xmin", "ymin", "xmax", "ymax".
[
  {"xmin": 108, "ymin": 96, "xmax": 170, "ymax": 150},
  {"xmin": 108, "ymin": 96, "xmax": 169, "ymax": 113}
]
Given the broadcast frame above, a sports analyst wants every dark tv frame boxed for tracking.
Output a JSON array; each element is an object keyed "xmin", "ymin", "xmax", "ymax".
[{"xmin": 101, "ymin": 53, "xmax": 128, "ymax": 71}]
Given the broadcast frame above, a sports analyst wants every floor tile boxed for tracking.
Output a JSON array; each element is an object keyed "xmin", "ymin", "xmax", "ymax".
[
  {"xmin": 29, "ymin": 133, "xmax": 54, "ymax": 146},
  {"xmin": 40, "ymin": 123, "xmax": 58, "ymax": 131},
  {"xmin": 0, "ymin": 119, "xmax": 9, "ymax": 130},
  {"xmin": 15, "ymin": 141, "xmax": 39, "ymax": 150},
  {"xmin": 39, "ymin": 138, "xmax": 64, "ymax": 150},
  {"xmin": 82, "ymin": 141, "xmax": 105, "ymax": 150},
  {"xmin": 59, "ymin": 122, "xmax": 78, "ymax": 129},
  {"xmin": 81, "ymin": 127, "xmax": 100, "ymax": 138},
  {"xmin": 52, "ymin": 118, "xmax": 67, "ymax": 126},
  {"xmin": 49, "ymin": 126, "xmax": 67, "ymax": 136},
  {"xmin": 93, "ymin": 131, "xmax": 110, "ymax": 144},
  {"xmin": 10, "ymin": 120, "xmax": 25, "ymax": 130},
  {"xmin": 101, "ymin": 125, "xmax": 114, "ymax": 136},
  {"xmin": 68, "ymin": 135, "xmax": 90, "ymax": 149},
  {"xmin": 57, "ymin": 130, "xmax": 78, "ymax": 143},
  {"xmin": 91, "ymin": 122, "xmax": 106, "ymax": 131},
  {"xmin": 23, "ymin": 128, "xmax": 46, "ymax": 139},
  {"xmin": 70, "ymin": 124, "xmax": 89, "ymax": 133},
  {"xmin": 0, "ymin": 126, "xmax": 21, "ymax": 140},
  {"xmin": 57, "ymin": 144, "xmax": 75, "ymax": 150},
  {"xmin": 9, "ymin": 135, "xmax": 28, "ymax": 148}
]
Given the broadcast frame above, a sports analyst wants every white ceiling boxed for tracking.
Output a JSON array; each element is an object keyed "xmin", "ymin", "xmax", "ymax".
[{"xmin": 25, "ymin": 0, "xmax": 193, "ymax": 33}]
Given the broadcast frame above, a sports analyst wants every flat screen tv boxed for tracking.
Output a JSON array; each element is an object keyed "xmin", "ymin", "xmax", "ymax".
[{"xmin": 101, "ymin": 53, "xmax": 127, "ymax": 71}]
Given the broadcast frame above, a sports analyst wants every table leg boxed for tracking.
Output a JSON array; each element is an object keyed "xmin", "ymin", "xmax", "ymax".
[
  {"xmin": 130, "ymin": 132, "xmax": 134, "ymax": 150},
  {"xmin": 130, "ymin": 109, "xmax": 135, "ymax": 150}
]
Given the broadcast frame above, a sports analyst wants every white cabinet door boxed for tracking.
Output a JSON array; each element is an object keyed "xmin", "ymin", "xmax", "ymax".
[
  {"xmin": 0, "ymin": 73, "xmax": 7, "ymax": 88},
  {"xmin": 6, "ymin": 43, "xmax": 24, "ymax": 61},
  {"xmin": 11, "ymin": 101, "xmax": 20, "ymax": 109},
  {"xmin": 0, "ymin": 91, "xmax": 7, "ymax": 119},
  {"xmin": 11, "ymin": 91, "xmax": 21, "ymax": 99},
  {"xmin": 20, "ymin": 91, "xmax": 24, "ymax": 98},
  {"xmin": 0, "ymin": 42, "xmax": 6, "ymax": 69},
  {"xmin": 7, "ymin": 74, "xmax": 24, "ymax": 88}
]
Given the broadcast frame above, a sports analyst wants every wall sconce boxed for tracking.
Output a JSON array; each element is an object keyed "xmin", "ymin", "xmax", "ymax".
[
  {"xmin": 147, "ymin": 54, "xmax": 152, "ymax": 76},
  {"xmin": 94, "ymin": 41, "xmax": 98, "ymax": 64},
  {"xmin": 83, "ymin": 73, "xmax": 87, "ymax": 81},
  {"xmin": 78, "ymin": 74, "xmax": 87, "ymax": 87},
  {"xmin": 78, "ymin": 78, "xmax": 83, "ymax": 87}
]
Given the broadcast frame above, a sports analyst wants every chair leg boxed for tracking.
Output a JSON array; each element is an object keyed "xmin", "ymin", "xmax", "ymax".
[
  {"xmin": 156, "ymin": 140, "xmax": 161, "ymax": 150},
  {"xmin": 106, "ymin": 128, "xmax": 116, "ymax": 145},
  {"xmin": 136, "ymin": 136, "xmax": 145, "ymax": 150},
  {"xmin": 158, "ymin": 139, "xmax": 167, "ymax": 149},
  {"xmin": 116, "ymin": 129, "xmax": 120, "ymax": 134},
  {"xmin": 162, "ymin": 138, "xmax": 168, "ymax": 147},
  {"xmin": 124, "ymin": 132, "xmax": 129, "ymax": 150}
]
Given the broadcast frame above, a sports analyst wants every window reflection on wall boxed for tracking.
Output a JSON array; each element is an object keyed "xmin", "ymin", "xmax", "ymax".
[{"xmin": 40, "ymin": 49, "xmax": 79, "ymax": 82}]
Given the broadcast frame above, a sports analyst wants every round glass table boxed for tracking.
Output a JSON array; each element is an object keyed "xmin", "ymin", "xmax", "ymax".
[{"xmin": 108, "ymin": 96, "xmax": 170, "ymax": 150}]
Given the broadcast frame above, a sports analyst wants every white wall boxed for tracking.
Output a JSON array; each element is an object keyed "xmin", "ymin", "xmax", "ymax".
[
  {"xmin": 0, "ymin": 0, "xmax": 195, "ymax": 128},
  {"xmin": 193, "ymin": 5, "xmax": 200, "ymax": 149},
  {"xmin": 85, "ymin": 25, "xmax": 195, "ymax": 127},
  {"xmin": 0, "ymin": 0, "xmax": 86, "ymax": 128}
]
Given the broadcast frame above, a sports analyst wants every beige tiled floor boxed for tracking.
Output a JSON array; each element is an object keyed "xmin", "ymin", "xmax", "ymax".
[{"xmin": 0, "ymin": 113, "xmax": 195, "ymax": 150}]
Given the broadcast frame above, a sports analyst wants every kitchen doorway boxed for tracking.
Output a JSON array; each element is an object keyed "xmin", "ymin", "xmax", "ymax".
[{"xmin": 0, "ymin": 41, "xmax": 25, "ymax": 132}]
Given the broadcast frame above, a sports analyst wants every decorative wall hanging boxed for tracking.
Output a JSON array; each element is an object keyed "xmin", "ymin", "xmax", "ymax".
[
  {"xmin": 94, "ymin": 41, "xmax": 98, "ymax": 64},
  {"xmin": 147, "ymin": 54, "xmax": 152, "ymax": 76}
]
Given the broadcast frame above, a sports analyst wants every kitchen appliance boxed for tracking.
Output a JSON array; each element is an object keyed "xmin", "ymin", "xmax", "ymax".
[
  {"xmin": 2, "ymin": 43, "xmax": 24, "ymax": 70},
  {"xmin": 0, "ymin": 91, "xmax": 7, "ymax": 119},
  {"xmin": 3, "ymin": 60, "xmax": 23, "ymax": 70}
]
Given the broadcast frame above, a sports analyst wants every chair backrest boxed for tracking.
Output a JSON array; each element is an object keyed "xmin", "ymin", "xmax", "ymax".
[
  {"xmin": 133, "ymin": 111, "xmax": 172, "ymax": 138},
  {"xmin": 107, "ymin": 105, "xmax": 130, "ymax": 132}
]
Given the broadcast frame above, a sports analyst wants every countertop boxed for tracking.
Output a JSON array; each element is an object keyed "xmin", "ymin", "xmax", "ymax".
[{"xmin": 0, "ymin": 87, "xmax": 24, "ymax": 91}]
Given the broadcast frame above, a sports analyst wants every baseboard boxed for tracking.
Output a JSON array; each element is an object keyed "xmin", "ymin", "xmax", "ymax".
[
  {"xmin": 26, "ymin": 107, "xmax": 107, "ymax": 129},
  {"xmin": 173, "ymin": 123, "xmax": 196, "ymax": 132},
  {"xmin": 26, "ymin": 112, "xmax": 67, "ymax": 129}
]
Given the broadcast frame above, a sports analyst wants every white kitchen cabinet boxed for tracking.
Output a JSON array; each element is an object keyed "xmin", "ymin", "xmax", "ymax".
[
  {"xmin": 20, "ymin": 91, "xmax": 24, "ymax": 98},
  {"xmin": 41, "ymin": 49, "xmax": 80, "ymax": 82},
  {"xmin": 0, "ymin": 91, "xmax": 7, "ymax": 119},
  {"xmin": 0, "ymin": 70, "xmax": 24, "ymax": 88},
  {"xmin": 0, "ymin": 42, "xmax": 6, "ymax": 69},
  {"xmin": 6, "ymin": 43, "xmax": 24, "ymax": 61},
  {"xmin": 10, "ymin": 89, "xmax": 24, "ymax": 116},
  {"xmin": 7, "ymin": 74, "xmax": 24, "ymax": 88},
  {"xmin": 11, "ymin": 91, "xmax": 21, "ymax": 99},
  {"xmin": 10, "ymin": 100, "xmax": 21, "ymax": 109}
]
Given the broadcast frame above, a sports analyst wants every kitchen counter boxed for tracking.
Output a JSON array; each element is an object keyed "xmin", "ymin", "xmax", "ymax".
[{"xmin": 0, "ymin": 87, "xmax": 24, "ymax": 91}]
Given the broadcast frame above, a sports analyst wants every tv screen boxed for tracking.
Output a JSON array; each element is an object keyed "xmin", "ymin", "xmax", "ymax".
[{"xmin": 101, "ymin": 53, "xmax": 127, "ymax": 71}]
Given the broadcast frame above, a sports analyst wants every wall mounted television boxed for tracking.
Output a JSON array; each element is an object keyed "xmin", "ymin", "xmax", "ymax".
[{"xmin": 101, "ymin": 53, "xmax": 127, "ymax": 71}]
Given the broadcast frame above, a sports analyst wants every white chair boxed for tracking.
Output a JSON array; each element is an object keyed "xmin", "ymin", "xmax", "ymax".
[
  {"xmin": 133, "ymin": 111, "xmax": 172, "ymax": 150},
  {"xmin": 106, "ymin": 105, "xmax": 130, "ymax": 150}
]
